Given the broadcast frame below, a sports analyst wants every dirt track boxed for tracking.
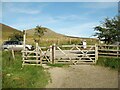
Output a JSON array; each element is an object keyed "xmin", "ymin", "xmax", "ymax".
[{"xmin": 46, "ymin": 65, "xmax": 118, "ymax": 88}]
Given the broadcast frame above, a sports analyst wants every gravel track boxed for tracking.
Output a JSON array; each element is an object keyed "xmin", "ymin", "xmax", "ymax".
[{"xmin": 46, "ymin": 65, "xmax": 118, "ymax": 88}]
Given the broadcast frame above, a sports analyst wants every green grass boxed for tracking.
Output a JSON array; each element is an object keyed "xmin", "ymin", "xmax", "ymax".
[
  {"xmin": 47, "ymin": 63, "xmax": 69, "ymax": 67},
  {"xmin": 2, "ymin": 51, "xmax": 50, "ymax": 88},
  {"xmin": 36, "ymin": 38, "xmax": 99, "ymax": 47},
  {"xmin": 96, "ymin": 57, "xmax": 120, "ymax": 69}
]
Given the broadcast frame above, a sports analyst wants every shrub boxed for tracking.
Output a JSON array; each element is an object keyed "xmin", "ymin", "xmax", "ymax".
[{"xmin": 97, "ymin": 57, "xmax": 120, "ymax": 69}]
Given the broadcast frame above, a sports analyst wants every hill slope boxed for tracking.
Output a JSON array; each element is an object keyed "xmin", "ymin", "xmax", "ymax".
[
  {"xmin": 1, "ymin": 23, "xmax": 65, "ymax": 44},
  {"xmin": 0, "ymin": 23, "xmax": 22, "ymax": 44},
  {"xmin": 1, "ymin": 23, "xmax": 99, "ymax": 45},
  {"xmin": 1, "ymin": 23, "xmax": 21, "ymax": 40},
  {"xmin": 26, "ymin": 27, "xmax": 65, "ymax": 38}
]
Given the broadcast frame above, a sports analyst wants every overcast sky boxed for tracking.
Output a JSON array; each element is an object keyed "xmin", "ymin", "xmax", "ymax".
[{"xmin": 1, "ymin": 2, "xmax": 118, "ymax": 38}]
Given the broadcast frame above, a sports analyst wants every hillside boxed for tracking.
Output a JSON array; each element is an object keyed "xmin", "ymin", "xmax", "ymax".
[
  {"xmin": 1, "ymin": 23, "xmax": 21, "ymax": 42},
  {"xmin": 1, "ymin": 23, "xmax": 99, "ymax": 45},
  {"xmin": 0, "ymin": 23, "xmax": 21, "ymax": 43},
  {"xmin": 1, "ymin": 24, "xmax": 66, "ymax": 44},
  {"xmin": 26, "ymin": 27, "xmax": 65, "ymax": 38}
]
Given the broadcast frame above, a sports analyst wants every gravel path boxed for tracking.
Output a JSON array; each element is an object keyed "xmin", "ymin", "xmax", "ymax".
[{"xmin": 46, "ymin": 65, "xmax": 118, "ymax": 88}]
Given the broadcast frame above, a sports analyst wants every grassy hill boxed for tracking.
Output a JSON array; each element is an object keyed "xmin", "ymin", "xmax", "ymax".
[
  {"xmin": 1, "ymin": 23, "xmax": 22, "ymax": 43},
  {"xmin": 25, "ymin": 27, "xmax": 67, "ymax": 45},
  {"xmin": 26, "ymin": 27, "xmax": 65, "ymax": 39},
  {"xmin": 1, "ymin": 23, "xmax": 99, "ymax": 45},
  {"xmin": 26, "ymin": 27, "xmax": 99, "ymax": 46}
]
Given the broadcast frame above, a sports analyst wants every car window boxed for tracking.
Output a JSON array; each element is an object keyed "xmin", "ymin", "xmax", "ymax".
[
  {"xmin": 3, "ymin": 41, "xmax": 20, "ymax": 45},
  {"xmin": 4, "ymin": 41, "xmax": 10, "ymax": 45}
]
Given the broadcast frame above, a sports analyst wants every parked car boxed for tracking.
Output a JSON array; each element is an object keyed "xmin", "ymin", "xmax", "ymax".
[{"xmin": 2, "ymin": 41, "xmax": 34, "ymax": 51}]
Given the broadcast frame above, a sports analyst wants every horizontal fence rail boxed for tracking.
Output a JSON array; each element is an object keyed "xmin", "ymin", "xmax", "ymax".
[
  {"xmin": 22, "ymin": 43, "xmax": 51, "ymax": 67},
  {"xmin": 98, "ymin": 44, "xmax": 120, "ymax": 58},
  {"xmin": 50, "ymin": 44, "xmax": 98, "ymax": 64},
  {"xmin": 22, "ymin": 43, "xmax": 119, "ymax": 66}
]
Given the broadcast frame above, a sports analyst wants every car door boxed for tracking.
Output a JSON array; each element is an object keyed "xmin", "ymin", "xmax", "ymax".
[
  {"xmin": 13, "ymin": 41, "xmax": 18, "ymax": 50},
  {"xmin": 12, "ymin": 41, "xmax": 21, "ymax": 51},
  {"xmin": 8, "ymin": 41, "xmax": 17, "ymax": 50},
  {"xmin": 8, "ymin": 41, "xmax": 14, "ymax": 50},
  {"xmin": 16, "ymin": 41, "xmax": 23, "ymax": 50}
]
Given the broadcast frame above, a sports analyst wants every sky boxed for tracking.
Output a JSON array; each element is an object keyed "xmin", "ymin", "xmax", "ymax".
[{"xmin": 1, "ymin": 2, "xmax": 118, "ymax": 38}]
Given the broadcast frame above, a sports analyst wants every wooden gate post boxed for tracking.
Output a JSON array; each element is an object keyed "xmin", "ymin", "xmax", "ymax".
[
  {"xmin": 50, "ymin": 45, "xmax": 52, "ymax": 64},
  {"xmin": 11, "ymin": 49, "xmax": 15, "ymax": 60},
  {"xmin": 95, "ymin": 44, "xmax": 98, "ymax": 63},
  {"xmin": 52, "ymin": 44, "xmax": 56, "ymax": 64},
  {"xmin": 36, "ymin": 43, "xmax": 39, "ymax": 64},
  {"xmin": 22, "ymin": 30, "xmax": 26, "ymax": 67}
]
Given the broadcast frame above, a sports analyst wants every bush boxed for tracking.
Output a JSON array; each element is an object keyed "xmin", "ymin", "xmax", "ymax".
[{"xmin": 97, "ymin": 57, "xmax": 120, "ymax": 69}]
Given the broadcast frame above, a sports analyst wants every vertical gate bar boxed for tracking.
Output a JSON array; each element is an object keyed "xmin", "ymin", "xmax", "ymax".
[
  {"xmin": 52, "ymin": 45, "xmax": 54, "ymax": 64},
  {"xmin": 52, "ymin": 44, "xmax": 56, "ymax": 64},
  {"xmin": 50, "ymin": 45, "xmax": 52, "ymax": 64},
  {"xmin": 40, "ymin": 56, "xmax": 42, "ymax": 66},
  {"xmin": 95, "ymin": 44, "xmax": 98, "ymax": 63},
  {"xmin": 36, "ymin": 43, "xmax": 38, "ymax": 64},
  {"xmin": 54, "ymin": 44, "xmax": 56, "ymax": 63}
]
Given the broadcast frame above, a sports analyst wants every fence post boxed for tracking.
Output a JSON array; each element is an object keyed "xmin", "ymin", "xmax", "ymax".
[
  {"xmin": 52, "ymin": 44, "xmax": 56, "ymax": 64},
  {"xmin": 52, "ymin": 45, "xmax": 54, "ymax": 64},
  {"xmin": 50, "ymin": 45, "xmax": 52, "ymax": 64},
  {"xmin": 36, "ymin": 43, "xmax": 39, "ymax": 64},
  {"xmin": 22, "ymin": 30, "xmax": 26, "ymax": 67},
  {"xmin": 95, "ymin": 44, "xmax": 98, "ymax": 63},
  {"xmin": 11, "ymin": 49, "xmax": 15, "ymax": 60}
]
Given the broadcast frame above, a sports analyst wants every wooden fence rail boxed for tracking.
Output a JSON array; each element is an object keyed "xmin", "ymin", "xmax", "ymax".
[
  {"xmin": 49, "ymin": 44, "xmax": 98, "ymax": 64},
  {"xmin": 22, "ymin": 42, "xmax": 120, "ymax": 66},
  {"xmin": 22, "ymin": 44, "xmax": 51, "ymax": 67},
  {"xmin": 98, "ymin": 45, "xmax": 120, "ymax": 58}
]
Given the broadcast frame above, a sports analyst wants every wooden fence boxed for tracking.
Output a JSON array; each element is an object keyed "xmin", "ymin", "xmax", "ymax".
[
  {"xmin": 98, "ymin": 45, "xmax": 120, "ymax": 58},
  {"xmin": 50, "ymin": 44, "xmax": 98, "ymax": 64},
  {"xmin": 22, "ymin": 30, "xmax": 50, "ymax": 66},
  {"xmin": 22, "ymin": 43, "xmax": 50, "ymax": 66},
  {"xmin": 21, "ymin": 44, "xmax": 120, "ymax": 66},
  {"xmin": 21, "ymin": 30, "xmax": 119, "ymax": 66}
]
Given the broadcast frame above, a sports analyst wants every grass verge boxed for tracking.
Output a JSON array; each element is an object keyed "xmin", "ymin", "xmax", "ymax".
[
  {"xmin": 2, "ymin": 51, "xmax": 50, "ymax": 88},
  {"xmin": 96, "ymin": 57, "xmax": 120, "ymax": 69}
]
